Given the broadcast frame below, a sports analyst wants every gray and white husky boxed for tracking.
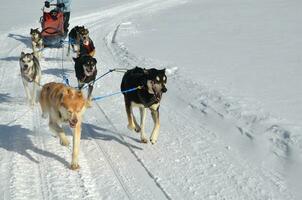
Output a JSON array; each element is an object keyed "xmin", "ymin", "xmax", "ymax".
[
  {"xmin": 19, "ymin": 51, "xmax": 41, "ymax": 106},
  {"xmin": 30, "ymin": 28, "xmax": 43, "ymax": 59}
]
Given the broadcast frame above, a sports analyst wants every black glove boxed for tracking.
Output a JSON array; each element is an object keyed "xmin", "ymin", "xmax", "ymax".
[
  {"xmin": 44, "ymin": 1, "xmax": 50, "ymax": 8},
  {"xmin": 57, "ymin": 3, "xmax": 65, "ymax": 8}
]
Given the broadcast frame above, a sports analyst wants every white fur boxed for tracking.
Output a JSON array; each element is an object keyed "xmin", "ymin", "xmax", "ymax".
[
  {"xmin": 130, "ymin": 102, "xmax": 160, "ymax": 144},
  {"xmin": 20, "ymin": 54, "xmax": 41, "ymax": 106}
]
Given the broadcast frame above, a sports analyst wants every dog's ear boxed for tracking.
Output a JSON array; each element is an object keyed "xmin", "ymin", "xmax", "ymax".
[
  {"xmin": 143, "ymin": 68, "xmax": 149, "ymax": 75},
  {"xmin": 21, "ymin": 51, "xmax": 25, "ymax": 57},
  {"xmin": 93, "ymin": 58, "xmax": 97, "ymax": 64},
  {"xmin": 30, "ymin": 28, "xmax": 33, "ymax": 32},
  {"xmin": 30, "ymin": 52, "xmax": 34, "ymax": 59}
]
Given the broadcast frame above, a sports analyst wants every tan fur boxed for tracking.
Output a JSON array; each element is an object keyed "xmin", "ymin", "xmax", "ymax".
[{"xmin": 39, "ymin": 82, "xmax": 86, "ymax": 170}]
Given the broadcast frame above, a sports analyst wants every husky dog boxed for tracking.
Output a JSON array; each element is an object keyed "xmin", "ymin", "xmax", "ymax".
[
  {"xmin": 30, "ymin": 28, "xmax": 43, "ymax": 59},
  {"xmin": 39, "ymin": 82, "xmax": 87, "ymax": 170},
  {"xmin": 121, "ymin": 66, "xmax": 167, "ymax": 144},
  {"xmin": 73, "ymin": 55, "xmax": 97, "ymax": 106},
  {"xmin": 19, "ymin": 52, "xmax": 41, "ymax": 106},
  {"xmin": 67, "ymin": 25, "xmax": 85, "ymax": 56}
]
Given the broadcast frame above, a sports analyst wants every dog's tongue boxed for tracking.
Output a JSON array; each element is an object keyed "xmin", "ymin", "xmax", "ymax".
[{"xmin": 83, "ymin": 40, "xmax": 89, "ymax": 45}]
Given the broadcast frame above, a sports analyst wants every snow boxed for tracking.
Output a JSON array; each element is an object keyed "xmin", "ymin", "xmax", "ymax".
[{"xmin": 0, "ymin": 0, "xmax": 302, "ymax": 199}]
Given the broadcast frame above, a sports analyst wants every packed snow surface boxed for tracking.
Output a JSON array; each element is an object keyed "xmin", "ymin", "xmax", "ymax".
[{"xmin": 0, "ymin": 0, "xmax": 302, "ymax": 199}]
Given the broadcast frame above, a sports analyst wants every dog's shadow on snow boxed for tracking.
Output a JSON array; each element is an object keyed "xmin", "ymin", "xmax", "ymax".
[
  {"xmin": 82, "ymin": 123, "xmax": 143, "ymax": 150},
  {"xmin": 42, "ymin": 68, "xmax": 73, "ymax": 78},
  {"xmin": 0, "ymin": 56, "xmax": 20, "ymax": 61},
  {"xmin": 0, "ymin": 93, "xmax": 14, "ymax": 103},
  {"xmin": 8, "ymin": 33, "xmax": 31, "ymax": 48},
  {"xmin": 0, "ymin": 124, "xmax": 69, "ymax": 167}
]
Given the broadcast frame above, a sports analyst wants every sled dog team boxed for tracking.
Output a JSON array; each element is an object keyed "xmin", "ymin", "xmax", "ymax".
[{"xmin": 19, "ymin": 26, "xmax": 168, "ymax": 170}]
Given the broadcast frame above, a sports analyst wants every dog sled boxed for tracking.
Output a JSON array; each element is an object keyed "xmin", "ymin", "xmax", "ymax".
[{"xmin": 40, "ymin": 5, "xmax": 65, "ymax": 47}]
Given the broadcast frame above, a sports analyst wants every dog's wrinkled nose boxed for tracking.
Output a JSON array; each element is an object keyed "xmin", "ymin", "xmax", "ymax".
[
  {"xmin": 71, "ymin": 118, "xmax": 78, "ymax": 125},
  {"xmin": 162, "ymin": 86, "xmax": 167, "ymax": 93}
]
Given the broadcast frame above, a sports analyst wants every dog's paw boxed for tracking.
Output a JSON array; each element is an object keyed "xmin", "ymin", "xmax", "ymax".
[
  {"xmin": 150, "ymin": 138, "xmax": 157, "ymax": 145},
  {"xmin": 42, "ymin": 113, "xmax": 47, "ymax": 119},
  {"xmin": 135, "ymin": 126, "xmax": 141, "ymax": 132},
  {"xmin": 60, "ymin": 138, "xmax": 70, "ymax": 146},
  {"xmin": 70, "ymin": 163, "xmax": 80, "ymax": 170},
  {"xmin": 85, "ymin": 100, "xmax": 92, "ymax": 108},
  {"xmin": 127, "ymin": 124, "xmax": 136, "ymax": 131},
  {"xmin": 141, "ymin": 137, "xmax": 148, "ymax": 143}
]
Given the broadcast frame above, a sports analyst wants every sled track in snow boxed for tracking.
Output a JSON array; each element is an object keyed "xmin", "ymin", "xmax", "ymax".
[
  {"xmin": 33, "ymin": 106, "xmax": 50, "ymax": 200},
  {"xmin": 92, "ymin": 101, "xmax": 172, "ymax": 200},
  {"xmin": 104, "ymin": 23, "xmax": 295, "ymax": 199},
  {"xmin": 40, "ymin": 47, "xmax": 101, "ymax": 200}
]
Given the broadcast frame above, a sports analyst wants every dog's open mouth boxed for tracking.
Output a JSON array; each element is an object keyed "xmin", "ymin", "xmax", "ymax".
[
  {"xmin": 69, "ymin": 120, "xmax": 77, "ymax": 128},
  {"xmin": 84, "ymin": 68, "xmax": 94, "ymax": 76}
]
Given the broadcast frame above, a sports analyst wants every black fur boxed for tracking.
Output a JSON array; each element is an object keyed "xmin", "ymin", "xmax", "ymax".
[
  {"xmin": 68, "ymin": 26, "xmax": 84, "ymax": 45},
  {"xmin": 73, "ymin": 54, "xmax": 97, "ymax": 101},
  {"xmin": 121, "ymin": 66, "xmax": 167, "ymax": 108},
  {"xmin": 73, "ymin": 55, "xmax": 97, "ymax": 84}
]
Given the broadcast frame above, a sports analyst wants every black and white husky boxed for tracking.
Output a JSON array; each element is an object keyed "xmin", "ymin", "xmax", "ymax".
[
  {"xmin": 19, "ymin": 52, "xmax": 41, "ymax": 106},
  {"xmin": 30, "ymin": 28, "xmax": 43, "ymax": 59},
  {"xmin": 73, "ymin": 54, "xmax": 97, "ymax": 106},
  {"xmin": 121, "ymin": 66, "xmax": 167, "ymax": 144}
]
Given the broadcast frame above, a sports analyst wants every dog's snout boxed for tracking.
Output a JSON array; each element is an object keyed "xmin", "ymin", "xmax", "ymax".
[
  {"xmin": 24, "ymin": 64, "xmax": 28, "ymax": 69},
  {"xmin": 162, "ymin": 85, "xmax": 167, "ymax": 93},
  {"xmin": 71, "ymin": 118, "xmax": 78, "ymax": 125}
]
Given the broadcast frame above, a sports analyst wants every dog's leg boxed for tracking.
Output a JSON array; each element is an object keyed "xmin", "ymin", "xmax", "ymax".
[
  {"xmin": 22, "ymin": 78, "xmax": 32, "ymax": 105},
  {"xmin": 139, "ymin": 107, "xmax": 147, "ymax": 143},
  {"xmin": 31, "ymin": 81, "xmax": 36, "ymax": 106},
  {"xmin": 40, "ymin": 104, "xmax": 48, "ymax": 118},
  {"xmin": 49, "ymin": 118, "xmax": 70, "ymax": 146},
  {"xmin": 150, "ymin": 108, "xmax": 160, "ymax": 144},
  {"xmin": 71, "ymin": 118, "xmax": 82, "ymax": 170},
  {"xmin": 39, "ymin": 92, "xmax": 48, "ymax": 118},
  {"xmin": 125, "ymin": 99, "xmax": 135, "ymax": 130},
  {"xmin": 87, "ymin": 85, "xmax": 93, "ymax": 100},
  {"xmin": 125, "ymin": 98, "xmax": 140, "ymax": 132},
  {"xmin": 78, "ymin": 81, "xmax": 84, "ymax": 90},
  {"xmin": 38, "ymin": 49, "xmax": 42, "ymax": 60},
  {"xmin": 67, "ymin": 43, "xmax": 71, "ymax": 56},
  {"xmin": 86, "ymin": 85, "xmax": 93, "ymax": 108}
]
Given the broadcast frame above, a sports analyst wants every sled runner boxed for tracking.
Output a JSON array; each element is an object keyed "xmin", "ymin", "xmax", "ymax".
[{"xmin": 40, "ymin": 5, "xmax": 65, "ymax": 47}]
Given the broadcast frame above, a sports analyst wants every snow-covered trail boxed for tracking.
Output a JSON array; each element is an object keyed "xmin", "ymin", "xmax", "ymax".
[
  {"xmin": 0, "ymin": 0, "xmax": 300, "ymax": 199},
  {"xmin": 0, "ymin": 1, "xmax": 190, "ymax": 199},
  {"xmin": 104, "ymin": 31, "xmax": 295, "ymax": 199}
]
